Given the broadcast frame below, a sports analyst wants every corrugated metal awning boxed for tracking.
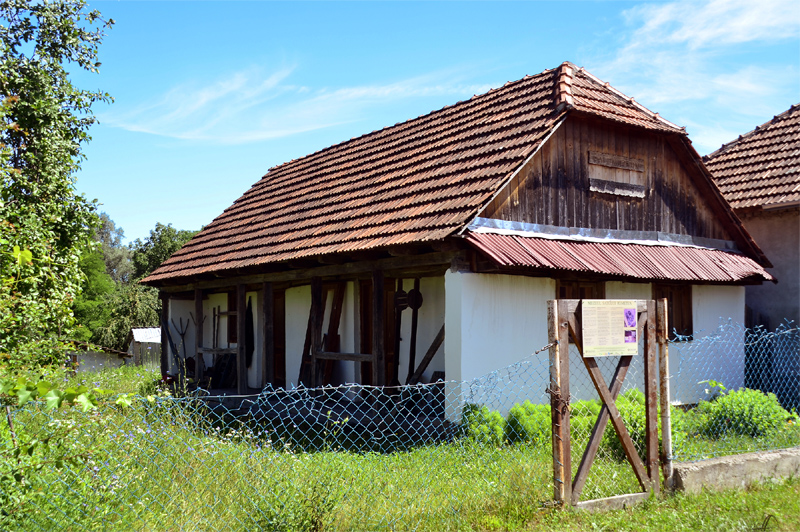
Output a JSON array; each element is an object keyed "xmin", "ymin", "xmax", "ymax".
[{"xmin": 466, "ymin": 232, "xmax": 774, "ymax": 283}]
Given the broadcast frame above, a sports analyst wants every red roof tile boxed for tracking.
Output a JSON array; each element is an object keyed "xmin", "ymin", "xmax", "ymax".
[
  {"xmin": 705, "ymin": 104, "xmax": 800, "ymax": 210},
  {"xmin": 143, "ymin": 63, "xmax": 685, "ymax": 285},
  {"xmin": 466, "ymin": 232, "xmax": 774, "ymax": 283}
]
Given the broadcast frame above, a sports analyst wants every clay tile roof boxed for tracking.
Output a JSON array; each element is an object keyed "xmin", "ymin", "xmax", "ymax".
[
  {"xmin": 143, "ymin": 62, "xmax": 685, "ymax": 286},
  {"xmin": 704, "ymin": 104, "xmax": 800, "ymax": 210}
]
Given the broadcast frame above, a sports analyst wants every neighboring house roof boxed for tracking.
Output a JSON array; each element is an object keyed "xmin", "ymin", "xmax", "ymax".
[
  {"xmin": 130, "ymin": 327, "xmax": 161, "ymax": 344},
  {"xmin": 704, "ymin": 104, "xmax": 800, "ymax": 210},
  {"xmin": 143, "ymin": 62, "xmax": 762, "ymax": 286}
]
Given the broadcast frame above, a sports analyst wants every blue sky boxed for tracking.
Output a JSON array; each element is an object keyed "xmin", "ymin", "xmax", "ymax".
[{"xmin": 73, "ymin": 0, "xmax": 800, "ymax": 243}]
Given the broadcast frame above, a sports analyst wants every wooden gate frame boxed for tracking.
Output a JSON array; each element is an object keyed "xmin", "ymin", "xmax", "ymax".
[{"xmin": 548, "ymin": 298, "xmax": 673, "ymax": 510}]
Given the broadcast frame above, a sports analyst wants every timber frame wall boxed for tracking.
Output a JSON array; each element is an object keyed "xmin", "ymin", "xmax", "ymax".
[{"xmin": 481, "ymin": 115, "xmax": 735, "ymax": 242}]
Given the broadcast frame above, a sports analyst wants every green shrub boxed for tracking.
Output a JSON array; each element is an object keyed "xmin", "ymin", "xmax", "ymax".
[
  {"xmin": 601, "ymin": 389, "xmax": 648, "ymax": 461},
  {"xmin": 506, "ymin": 401, "xmax": 550, "ymax": 445},
  {"xmin": 461, "ymin": 404, "xmax": 506, "ymax": 446},
  {"xmin": 696, "ymin": 388, "xmax": 792, "ymax": 438}
]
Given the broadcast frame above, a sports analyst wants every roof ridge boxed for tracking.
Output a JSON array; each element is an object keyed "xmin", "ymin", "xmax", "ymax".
[{"xmin": 704, "ymin": 102, "xmax": 800, "ymax": 161}]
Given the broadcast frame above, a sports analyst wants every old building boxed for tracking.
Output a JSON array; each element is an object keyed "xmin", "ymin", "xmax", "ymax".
[
  {"xmin": 142, "ymin": 63, "xmax": 772, "ymax": 406},
  {"xmin": 704, "ymin": 104, "xmax": 799, "ymax": 329}
]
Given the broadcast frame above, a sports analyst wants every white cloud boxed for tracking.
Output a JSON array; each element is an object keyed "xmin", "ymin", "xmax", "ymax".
[
  {"xmin": 590, "ymin": 0, "xmax": 799, "ymax": 152},
  {"xmin": 103, "ymin": 66, "xmax": 491, "ymax": 144}
]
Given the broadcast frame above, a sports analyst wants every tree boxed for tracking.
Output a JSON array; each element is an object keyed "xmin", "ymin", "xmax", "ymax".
[
  {"xmin": 72, "ymin": 247, "xmax": 114, "ymax": 343},
  {"xmin": 96, "ymin": 212, "xmax": 132, "ymax": 283},
  {"xmin": 130, "ymin": 222, "xmax": 197, "ymax": 280},
  {"xmin": 0, "ymin": 0, "xmax": 113, "ymax": 367}
]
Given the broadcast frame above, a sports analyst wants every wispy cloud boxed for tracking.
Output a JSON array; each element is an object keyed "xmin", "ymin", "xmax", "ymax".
[
  {"xmin": 590, "ymin": 0, "xmax": 799, "ymax": 152},
  {"xmin": 103, "ymin": 66, "xmax": 491, "ymax": 144}
]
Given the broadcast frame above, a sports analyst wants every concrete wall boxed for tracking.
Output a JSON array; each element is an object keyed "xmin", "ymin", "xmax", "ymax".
[{"xmin": 741, "ymin": 208, "xmax": 800, "ymax": 328}]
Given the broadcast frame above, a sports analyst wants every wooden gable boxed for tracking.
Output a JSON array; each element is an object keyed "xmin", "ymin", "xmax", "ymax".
[{"xmin": 480, "ymin": 115, "xmax": 733, "ymax": 241}]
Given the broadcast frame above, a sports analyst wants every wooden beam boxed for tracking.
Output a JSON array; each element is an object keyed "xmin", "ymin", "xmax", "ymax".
[
  {"xmin": 571, "ymin": 354, "xmax": 632, "ymax": 503},
  {"xmin": 316, "ymin": 352, "xmax": 374, "ymax": 362},
  {"xmin": 236, "ymin": 284, "xmax": 247, "ymax": 394},
  {"xmin": 194, "ymin": 288, "xmax": 204, "ymax": 382},
  {"xmin": 584, "ymin": 356, "xmax": 650, "ymax": 492},
  {"xmin": 557, "ymin": 301, "xmax": 572, "ymax": 505},
  {"xmin": 372, "ymin": 269, "xmax": 385, "ymax": 386},
  {"xmin": 645, "ymin": 300, "xmax": 660, "ymax": 494},
  {"xmin": 160, "ymin": 293, "xmax": 169, "ymax": 377},
  {"xmin": 407, "ymin": 324, "xmax": 444, "ymax": 385},
  {"xmin": 151, "ymin": 251, "xmax": 462, "ymax": 292},
  {"xmin": 321, "ymin": 282, "xmax": 346, "ymax": 384},
  {"xmin": 657, "ymin": 297, "xmax": 674, "ymax": 491},
  {"xmin": 406, "ymin": 278, "xmax": 421, "ymax": 384},
  {"xmin": 309, "ymin": 277, "xmax": 324, "ymax": 388},
  {"xmin": 262, "ymin": 282, "xmax": 274, "ymax": 387}
]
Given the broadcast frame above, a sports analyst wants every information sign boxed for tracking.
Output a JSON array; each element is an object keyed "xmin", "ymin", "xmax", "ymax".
[{"xmin": 581, "ymin": 300, "xmax": 638, "ymax": 357}]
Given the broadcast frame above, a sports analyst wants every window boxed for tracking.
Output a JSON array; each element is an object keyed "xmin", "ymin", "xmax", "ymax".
[
  {"xmin": 653, "ymin": 284, "xmax": 692, "ymax": 340},
  {"xmin": 557, "ymin": 280, "xmax": 605, "ymax": 300}
]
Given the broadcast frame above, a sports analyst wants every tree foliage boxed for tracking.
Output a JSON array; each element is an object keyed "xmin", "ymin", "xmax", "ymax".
[
  {"xmin": 130, "ymin": 222, "xmax": 196, "ymax": 281},
  {"xmin": 0, "ymin": 0, "xmax": 113, "ymax": 368}
]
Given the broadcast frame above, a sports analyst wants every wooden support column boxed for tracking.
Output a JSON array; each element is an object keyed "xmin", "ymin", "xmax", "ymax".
[
  {"xmin": 548, "ymin": 299, "xmax": 572, "ymax": 505},
  {"xmin": 309, "ymin": 277, "xmax": 324, "ymax": 388},
  {"xmin": 657, "ymin": 298, "xmax": 674, "ymax": 490},
  {"xmin": 262, "ymin": 282, "xmax": 274, "ymax": 388},
  {"xmin": 236, "ymin": 284, "xmax": 247, "ymax": 394},
  {"xmin": 644, "ymin": 300, "xmax": 660, "ymax": 494},
  {"xmin": 160, "ymin": 292, "xmax": 170, "ymax": 377},
  {"xmin": 372, "ymin": 269, "xmax": 385, "ymax": 386},
  {"xmin": 194, "ymin": 288, "xmax": 204, "ymax": 382}
]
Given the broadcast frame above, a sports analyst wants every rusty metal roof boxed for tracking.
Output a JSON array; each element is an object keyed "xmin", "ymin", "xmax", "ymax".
[
  {"xmin": 143, "ymin": 63, "xmax": 685, "ymax": 286},
  {"xmin": 705, "ymin": 104, "xmax": 800, "ymax": 210},
  {"xmin": 466, "ymin": 231, "xmax": 774, "ymax": 283}
]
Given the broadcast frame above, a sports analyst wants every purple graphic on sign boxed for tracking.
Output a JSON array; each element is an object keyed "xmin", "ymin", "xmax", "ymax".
[
  {"xmin": 625, "ymin": 330, "xmax": 637, "ymax": 343},
  {"xmin": 624, "ymin": 308, "xmax": 636, "ymax": 328}
]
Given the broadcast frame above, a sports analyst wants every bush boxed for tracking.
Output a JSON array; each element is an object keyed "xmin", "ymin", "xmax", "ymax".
[
  {"xmin": 696, "ymin": 388, "xmax": 792, "ymax": 438},
  {"xmin": 462, "ymin": 404, "xmax": 506, "ymax": 446},
  {"xmin": 601, "ymin": 389, "xmax": 647, "ymax": 461},
  {"xmin": 506, "ymin": 401, "xmax": 550, "ymax": 445}
]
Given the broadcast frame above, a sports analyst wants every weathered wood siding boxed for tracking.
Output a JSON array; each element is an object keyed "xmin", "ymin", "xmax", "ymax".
[{"xmin": 481, "ymin": 116, "xmax": 731, "ymax": 240}]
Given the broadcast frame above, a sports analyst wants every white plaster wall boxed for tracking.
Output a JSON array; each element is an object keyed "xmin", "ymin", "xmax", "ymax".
[
  {"xmin": 285, "ymin": 285, "xmax": 311, "ymax": 388},
  {"xmin": 330, "ymin": 282, "xmax": 357, "ymax": 385},
  {"xmin": 246, "ymin": 291, "xmax": 260, "ymax": 388},
  {"xmin": 670, "ymin": 285, "xmax": 746, "ymax": 404},
  {"xmin": 444, "ymin": 271, "xmax": 555, "ymax": 418}
]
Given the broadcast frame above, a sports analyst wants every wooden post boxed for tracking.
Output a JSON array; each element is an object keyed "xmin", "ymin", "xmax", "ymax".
[
  {"xmin": 644, "ymin": 300, "xmax": 660, "ymax": 494},
  {"xmin": 194, "ymin": 288, "xmax": 204, "ymax": 382},
  {"xmin": 406, "ymin": 277, "xmax": 421, "ymax": 384},
  {"xmin": 657, "ymin": 298, "xmax": 673, "ymax": 490},
  {"xmin": 160, "ymin": 292, "xmax": 170, "ymax": 377},
  {"xmin": 353, "ymin": 281, "xmax": 362, "ymax": 384},
  {"xmin": 548, "ymin": 299, "xmax": 572, "ymax": 505},
  {"xmin": 236, "ymin": 284, "xmax": 247, "ymax": 394},
  {"xmin": 310, "ymin": 277, "xmax": 324, "ymax": 388},
  {"xmin": 372, "ymin": 269, "xmax": 385, "ymax": 386},
  {"xmin": 262, "ymin": 282, "xmax": 274, "ymax": 388}
]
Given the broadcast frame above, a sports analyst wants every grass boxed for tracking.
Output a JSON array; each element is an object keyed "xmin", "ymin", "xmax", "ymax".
[{"xmin": 3, "ymin": 365, "xmax": 800, "ymax": 531}]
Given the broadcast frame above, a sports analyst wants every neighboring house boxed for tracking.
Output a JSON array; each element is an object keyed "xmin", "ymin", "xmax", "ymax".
[
  {"xmin": 142, "ymin": 62, "xmax": 772, "ymax": 408},
  {"xmin": 704, "ymin": 105, "xmax": 800, "ymax": 330},
  {"xmin": 126, "ymin": 327, "xmax": 161, "ymax": 369}
]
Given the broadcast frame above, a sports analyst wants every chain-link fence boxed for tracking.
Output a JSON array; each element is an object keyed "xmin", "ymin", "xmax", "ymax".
[
  {"xmin": 2, "ymin": 322, "xmax": 799, "ymax": 530},
  {"xmin": 670, "ymin": 321, "xmax": 800, "ymax": 462}
]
